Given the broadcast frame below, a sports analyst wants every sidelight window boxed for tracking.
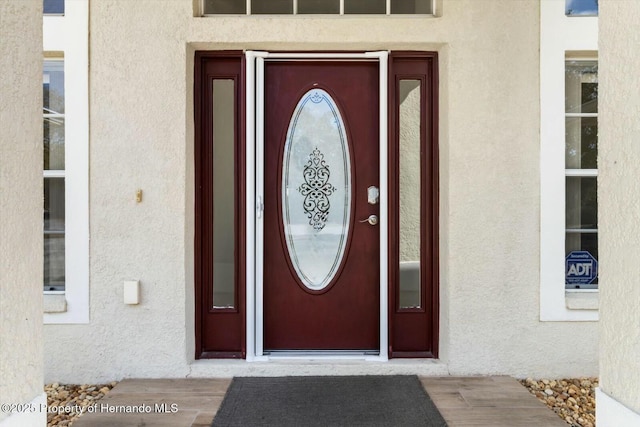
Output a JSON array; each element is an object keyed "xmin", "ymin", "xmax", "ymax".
[
  {"xmin": 389, "ymin": 53, "xmax": 438, "ymax": 356},
  {"xmin": 398, "ymin": 79, "xmax": 422, "ymax": 309},
  {"xmin": 195, "ymin": 53, "xmax": 245, "ymax": 357},
  {"xmin": 212, "ymin": 79, "xmax": 237, "ymax": 309}
]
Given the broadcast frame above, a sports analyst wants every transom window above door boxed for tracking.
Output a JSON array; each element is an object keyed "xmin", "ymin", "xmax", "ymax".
[{"xmin": 202, "ymin": 0, "xmax": 433, "ymax": 15}]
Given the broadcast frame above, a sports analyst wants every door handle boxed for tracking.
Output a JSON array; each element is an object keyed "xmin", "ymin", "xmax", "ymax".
[{"xmin": 359, "ymin": 214, "xmax": 378, "ymax": 226}]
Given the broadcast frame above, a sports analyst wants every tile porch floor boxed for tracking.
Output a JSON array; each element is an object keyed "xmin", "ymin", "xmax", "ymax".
[{"xmin": 72, "ymin": 376, "xmax": 566, "ymax": 426}]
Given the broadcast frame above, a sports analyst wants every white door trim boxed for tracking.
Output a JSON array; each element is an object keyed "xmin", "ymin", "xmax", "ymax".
[{"xmin": 245, "ymin": 51, "xmax": 389, "ymax": 361}]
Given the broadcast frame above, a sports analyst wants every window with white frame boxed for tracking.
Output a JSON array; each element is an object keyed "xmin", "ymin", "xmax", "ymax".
[
  {"xmin": 203, "ymin": 0, "xmax": 433, "ymax": 15},
  {"xmin": 43, "ymin": 59, "xmax": 66, "ymax": 292},
  {"xmin": 43, "ymin": 0, "xmax": 89, "ymax": 323},
  {"xmin": 540, "ymin": 0, "xmax": 598, "ymax": 321},
  {"xmin": 565, "ymin": 60, "xmax": 598, "ymax": 289}
]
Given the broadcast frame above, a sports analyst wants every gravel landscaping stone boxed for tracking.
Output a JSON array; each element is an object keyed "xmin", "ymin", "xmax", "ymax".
[
  {"xmin": 521, "ymin": 377, "xmax": 597, "ymax": 427},
  {"xmin": 45, "ymin": 382, "xmax": 117, "ymax": 427}
]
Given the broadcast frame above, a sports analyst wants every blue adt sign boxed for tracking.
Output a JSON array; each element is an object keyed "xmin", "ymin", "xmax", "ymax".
[{"xmin": 565, "ymin": 251, "xmax": 598, "ymax": 285}]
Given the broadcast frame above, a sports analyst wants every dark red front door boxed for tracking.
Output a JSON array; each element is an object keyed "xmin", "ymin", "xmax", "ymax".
[{"xmin": 263, "ymin": 61, "xmax": 380, "ymax": 351}]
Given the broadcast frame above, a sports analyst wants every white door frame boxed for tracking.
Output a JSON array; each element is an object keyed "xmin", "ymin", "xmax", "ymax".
[{"xmin": 245, "ymin": 51, "xmax": 389, "ymax": 361}]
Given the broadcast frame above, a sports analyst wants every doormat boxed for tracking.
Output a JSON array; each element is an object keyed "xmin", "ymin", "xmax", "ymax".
[{"xmin": 211, "ymin": 375, "xmax": 448, "ymax": 427}]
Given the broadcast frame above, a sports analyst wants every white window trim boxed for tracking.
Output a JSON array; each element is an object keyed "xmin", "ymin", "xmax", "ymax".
[
  {"xmin": 540, "ymin": 0, "xmax": 598, "ymax": 321},
  {"xmin": 43, "ymin": 0, "xmax": 89, "ymax": 324}
]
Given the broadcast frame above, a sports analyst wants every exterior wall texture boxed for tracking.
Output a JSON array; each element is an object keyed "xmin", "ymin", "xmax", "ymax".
[
  {"xmin": 43, "ymin": 0, "xmax": 599, "ymax": 382},
  {"xmin": 598, "ymin": 0, "xmax": 640, "ymax": 417},
  {"xmin": 0, "ymin": 0, "xmax": 45, "ymax": 424}
]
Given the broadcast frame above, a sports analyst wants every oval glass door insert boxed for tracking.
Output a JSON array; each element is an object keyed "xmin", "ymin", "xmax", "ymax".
[{"xmin": 282, "ymin": 89, "xmax": 351, "ymax": 291}]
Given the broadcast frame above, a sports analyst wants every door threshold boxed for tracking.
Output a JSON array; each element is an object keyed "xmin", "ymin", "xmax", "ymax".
[
  {"xmin": 262, "ymin": 350, "xmax": 382, "ymax": 361},
  {"xmin": 190, "ymin": 358, "xmax": 449, "ymax": 377}
]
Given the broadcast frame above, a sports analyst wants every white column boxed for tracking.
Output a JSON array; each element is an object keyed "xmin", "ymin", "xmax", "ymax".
[
  {"xmin": 0, "ymin": 0, "xmax": 46, "ymax": 425},
  {"xmin": 597, "ymin": 0, "xmax": 640, "ymax": 424}
]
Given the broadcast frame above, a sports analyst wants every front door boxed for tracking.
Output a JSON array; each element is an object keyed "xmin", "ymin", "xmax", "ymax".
[{"xmin": 262, "ymin": 60, "xmax": 381, "ymax": 351}]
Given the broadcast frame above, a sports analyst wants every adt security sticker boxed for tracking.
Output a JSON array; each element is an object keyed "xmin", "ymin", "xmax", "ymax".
[{"xmin": 565, "ymin": 251, "xmax": 598, "ymax": 285}]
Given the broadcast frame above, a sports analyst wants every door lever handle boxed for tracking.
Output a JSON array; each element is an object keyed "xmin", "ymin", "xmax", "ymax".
[{"xmin": 359, "ymin": 214, "xmax": 378, "ymax": 226}]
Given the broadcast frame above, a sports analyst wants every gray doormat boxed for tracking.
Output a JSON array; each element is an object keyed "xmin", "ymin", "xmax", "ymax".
[{"xmin": 212, "ymin": 375, "xmax": 448, "ymax": 427}]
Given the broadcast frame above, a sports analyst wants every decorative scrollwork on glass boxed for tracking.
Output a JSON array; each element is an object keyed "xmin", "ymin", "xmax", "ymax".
[
  {"xmin": 310, "ymin": 92, "xmax": 323, "ymax": 103},
  {"xmin": 298, "ymin": 148, "xmax": 337, "ymax": 230},
  {"xmin": 282, "ymin": 88, "xmax": 351, "ymax": 290}
]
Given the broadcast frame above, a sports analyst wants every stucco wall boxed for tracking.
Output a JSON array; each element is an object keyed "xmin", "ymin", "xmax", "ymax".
[
  {"xmin": 43, "ymin": 0, "xmax": 598, "ymax": 382},
  {"xmin": 0, "ymin": 0, "xmax": 44, "ymax": 423},
  {"xmin": 598, "ymin": 0, "xmax": 640, "ymax": 415},
  {"xmin": 43, "ymin": 0, "xmax": 193, "ymax": 382}
]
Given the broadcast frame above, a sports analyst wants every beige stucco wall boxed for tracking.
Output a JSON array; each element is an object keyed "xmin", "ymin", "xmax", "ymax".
[
  {"xmin": 43, "ymin": 0, "xmax": 598, "ymax": 382},
  {"xmin": 598, "ymin": 0, "xmax": 640, "ymax": 415},
  {"xmin": 0, "ymin": 0, "xmax": 44, "ymax": 423}
]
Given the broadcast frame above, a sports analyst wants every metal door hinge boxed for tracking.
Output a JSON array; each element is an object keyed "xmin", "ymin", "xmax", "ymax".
[{"xmin": 256, "ymin": 196, "xmax": 264, "ymax": 218}]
